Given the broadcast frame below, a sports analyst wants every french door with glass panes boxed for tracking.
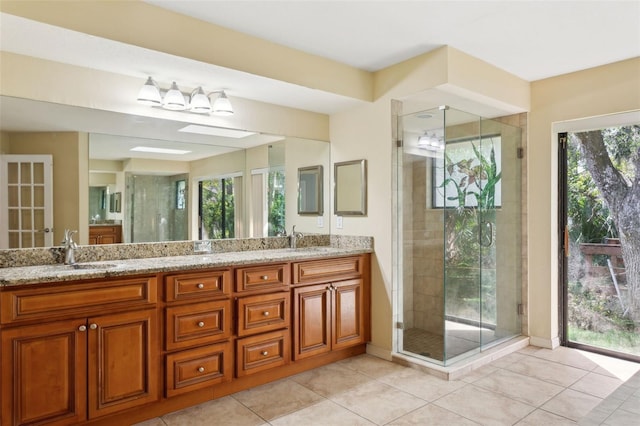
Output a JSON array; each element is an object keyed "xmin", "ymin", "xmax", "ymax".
[{"xmin": 0, "ymin": 155, "xmax": 53, "ymax": 248}]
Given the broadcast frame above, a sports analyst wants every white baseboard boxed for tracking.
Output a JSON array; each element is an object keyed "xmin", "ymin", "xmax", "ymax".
[
  {"xmin": 366, "ymin": 343, "xmax": 392, "ymax": 360},
  {"xmin": 529, "ymin": 335, "xmax": 561, "ymax": 349}
]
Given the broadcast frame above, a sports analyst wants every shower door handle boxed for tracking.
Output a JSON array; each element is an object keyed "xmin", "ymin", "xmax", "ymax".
[{"xmin": 480, "ymin": 221, "xmax": 493, "ymax": 247}]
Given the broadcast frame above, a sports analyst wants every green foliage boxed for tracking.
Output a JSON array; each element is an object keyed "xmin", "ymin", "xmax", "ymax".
[
  {"xmin": 267, "ymin": 170, "xmax": 285, "ymax": 236},
  {"xmin": 567, "ymin": 135, "xmax": 617, "ymax": 243},
  {"xmin": 200, "ymin": 178, "xmax": 235, "ymax": 239}
]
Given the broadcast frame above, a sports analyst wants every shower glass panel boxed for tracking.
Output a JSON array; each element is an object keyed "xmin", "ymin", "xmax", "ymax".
[
  {"xmin": 125, "ymin": 173, "xmax": 189, "ymax": 243},
  {"xmin": 397, "ymin": 106, "xmax": 521, "ymax": 366}
]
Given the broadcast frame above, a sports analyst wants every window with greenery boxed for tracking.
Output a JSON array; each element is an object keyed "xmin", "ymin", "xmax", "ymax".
[
  {"xmin": 267, "ymin": 169, "xmax": 285, "ymax": 236},
  {"xmin": 199, "ymin": 178, "xmax": 235, "ymax": 239}
]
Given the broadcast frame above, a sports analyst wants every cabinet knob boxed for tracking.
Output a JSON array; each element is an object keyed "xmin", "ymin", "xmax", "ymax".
[
  {"xmin": 261, "ymin": 351, "xmax": 268, "ymax": 356},
  {"xmin": 197, "ymin": 321, "xmax": 205, "ymax": 328},
  {"xmin": 261, "ymin": 275, "xmax": 269, "ymax": 280},
  {"xmin": 263, "ymin": 311, "xmax": 270, "ymax": 317},
  {"xmin": 197, "ymin": 283, "xmax": 204, "ymax": 289},
  {"xmin": 89, "ymin": 323, "xmax": 98, "ymax": 330},
  {"xmin": 197, "ymin": 367, "xmax": 205, "ymax": 373},
  {"xmin": 78, "ymin": 325, "xmax": 87, "ymax": 332}
]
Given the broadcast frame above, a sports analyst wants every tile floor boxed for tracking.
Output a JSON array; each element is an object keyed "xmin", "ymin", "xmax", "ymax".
[{"xmin": 135, "ymin": 346, "xmax": 640, "ymax": 426}]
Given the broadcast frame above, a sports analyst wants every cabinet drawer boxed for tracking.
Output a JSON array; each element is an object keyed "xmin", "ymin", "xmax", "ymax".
[
  {"xmin": 165, "ymin": 341, "xmax": 232, "ymax": 398},
  {"xmin": 165, "ymin": 269, "xmax": 231, "ymax": 302},
  {"xmin": 237, "ymin": 292, "xmax": 290, "ymax": 337},
  {"xmin": 0, "ymin": 276, "xmax": 157, "ymax": 325},
  {"xmin": 293, "ymin": 256, "xmax": 363, "ymax": 285},
  {"xmin": 235, "ymin": 264, "xmax": 289, "ymax": 293},
  {"xmin": 236, "ymin": 329, "xmax": 290, "ymax": 377},
  {"xmin": 165, "ymin": 300, "xmax": 232, "ymax": 351}
]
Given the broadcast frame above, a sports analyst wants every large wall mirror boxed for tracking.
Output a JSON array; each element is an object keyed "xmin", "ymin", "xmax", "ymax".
[
  {"xmin": 0, "ymin": 96, "xmax": 331, "ymax": 248},
  {"xmin": 334, "ymin": 159, "xmax": 367, "ymax": 216}
]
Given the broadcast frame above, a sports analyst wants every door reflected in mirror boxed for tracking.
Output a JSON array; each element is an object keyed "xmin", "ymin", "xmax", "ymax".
[
  {"xmin": 334, "ymin": 159, "xmax": 367, "ymax": 216},
  {"xmin": 298, "ymin": 165, "xmax": 323, "ymax": 215}
]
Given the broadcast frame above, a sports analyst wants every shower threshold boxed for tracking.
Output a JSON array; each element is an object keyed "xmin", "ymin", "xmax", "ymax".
[{"xmin": 392, "ymin": 335, "xmax": 530, "ymax": 381}]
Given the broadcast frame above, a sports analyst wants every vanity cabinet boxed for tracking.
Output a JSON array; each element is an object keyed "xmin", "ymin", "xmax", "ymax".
[
  {"xmin": 292, "ymin": 256, "xmax": 369, "ymax": 360},
  {"xmin": 0, "ymin": 252, "xmax": 370, "ymax": 425},
  {"xmin": 0, "ymin": 277, "xmax": 159, "ymax": 426},
  {"xmin": 88, "ymin": 225, "xmax": 122, "ymax": 244},
  {"xmin": 163, "ymin": 269, "xmax": 233, "ymax": 398},
  {"xmin": 235, "ymin": 264, "xmax": 291, "ymax": 377}
]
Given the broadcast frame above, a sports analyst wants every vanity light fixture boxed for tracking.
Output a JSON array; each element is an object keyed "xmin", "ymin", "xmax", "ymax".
[
  {"xmin": 417, "ymin": 132, "xmax": 445, "ymax": 151},
  {"xmin": 136, "ymin": 76, "xmax": 234, "ymax": 116}
]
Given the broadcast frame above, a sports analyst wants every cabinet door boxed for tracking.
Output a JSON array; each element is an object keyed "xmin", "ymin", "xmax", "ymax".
[
  {"xmin": 1, "ymin": 320, "xmax": 87, "ymax": 426},
  {"xmin": 332, "ymin": 279, "xmax": 365, "ymax": 350},
  {"xmin": 87, "ymin": 309, "xmax": 159, "ymax": 418},
  {"xmin": 293, "ymin": 283, "xmax": 331, "ymax": 360}
]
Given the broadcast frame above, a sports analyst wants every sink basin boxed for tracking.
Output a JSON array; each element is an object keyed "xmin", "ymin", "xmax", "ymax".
[{"xmin": 66, "ymin": 263, "xmax": 118, "ymax": 270}]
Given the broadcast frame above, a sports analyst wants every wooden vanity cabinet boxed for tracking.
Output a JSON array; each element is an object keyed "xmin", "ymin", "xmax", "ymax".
[
  {"xmin": 0, "ymin": 276, "xmax": 159, "ymax": 426},
  {"xmin": 292, "ymin": 255, "xmax": 369, "ymax": 361},
  {"xmin": 163, "ymin": 269, "xmax": 233, "ymax": 398},
  {"xmin": 88, "ymin": 225, "xmax": 122, "ymax": 245},
  {"xmin": 235, "ymin": 264, "xmax": 291, "ymax": 377}
]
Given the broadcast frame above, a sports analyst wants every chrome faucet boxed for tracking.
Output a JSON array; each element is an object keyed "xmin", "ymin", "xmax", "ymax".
[
  {"xmin": 289, "ymin": 225, "xmax": 303, "ymax": 249},
  {"xmin": 62, "ymin": 229, "xmax": 78, "ymax": 265}
]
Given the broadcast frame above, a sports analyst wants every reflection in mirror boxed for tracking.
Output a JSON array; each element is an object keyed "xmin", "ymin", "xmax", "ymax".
[
  {"xmin": 298, "ymin": 165, "xmax": 323, "ymax": 215},
  {"xmin": 335, "ymin": 159, "xmax": 367, "ymax": 216},
  {"xmin": 1, "ymin": 96, "xmax": 331, "ymax": 247}
]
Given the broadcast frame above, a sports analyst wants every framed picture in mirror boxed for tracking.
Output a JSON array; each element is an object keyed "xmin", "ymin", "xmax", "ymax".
[
  {"xmin": 334, "ymin": 159, "xmax": 367, "ymax": 216},
  {"xmin": 297, "ymin": 165, "xmax": 323, "ymax": 215}
]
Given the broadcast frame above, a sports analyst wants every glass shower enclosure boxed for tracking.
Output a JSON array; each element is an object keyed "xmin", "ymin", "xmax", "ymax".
[{"xmin": 397, "ymin": 106, "xmax": 522, "ymax": 366}]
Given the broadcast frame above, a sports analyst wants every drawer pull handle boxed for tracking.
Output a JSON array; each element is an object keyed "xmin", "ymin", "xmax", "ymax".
[
  {"xmin": 197, "ymin": 283, "xmax": 205, "ymax": 289},
  {"xmin": 89, "ymin": 323, "xmax": 98, "ymax": 330},
  {"xmin": 197, "ymin": 367, "xmax": 205, "ymax": 373},
  {"xmin": 263, "ymin": 311, "xmax": 270, "ymax": 317},
  {"xmin": 261, "ymin": 275, "xmax": 269, "ymax": 280},
  {"xmin": 78, "ymin": 325, "xmax": 87, "ymax": 332},
  {"xmin": 261, "ymin": 351, "xmax": 268, "ymax": 356},
  {"xmin": 197, "ymin": 321, "xmax": 205, "ymax": 327}
]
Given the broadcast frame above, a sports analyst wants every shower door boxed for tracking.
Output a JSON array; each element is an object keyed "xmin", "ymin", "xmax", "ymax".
[{"xmin": 397, "ymin": 106, "xmax": 522, "ymax": 365}]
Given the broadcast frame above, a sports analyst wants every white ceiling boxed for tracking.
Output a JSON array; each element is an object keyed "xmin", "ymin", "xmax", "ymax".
[
  {"xmin": 145, "ymin": 0, "xmax": 640, "ymax": 80},
  {"xmin": 1, "ymin": 1, "xmax": 639, "ymax": 159}
]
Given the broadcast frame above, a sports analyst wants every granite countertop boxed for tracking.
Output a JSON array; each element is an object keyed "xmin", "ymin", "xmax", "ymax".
[{"xmin": 0, "ymin": 246, "xmax": 372, "ymax": 287}]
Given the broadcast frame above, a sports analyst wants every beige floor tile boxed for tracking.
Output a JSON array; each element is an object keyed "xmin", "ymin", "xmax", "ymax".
[
  {"xmin": 590, "ymin": 355, "xmax": 640, "ymax": 381},
  {"xmin": 132, "ymin": 418, "xmax": 166, "ymax": 426},
  {"xmin": 434, "ymin": 384, "xmax": 536, "ymax": 425},
  {"xmin": 618, "ymin": 393, "xmax": 640, "ymax": 414},
  {"xmin": 531, "ymin": 347, "xmax": 600, "ymax": 371},
  {"xmin": 602, "ymin": 408, "xmax": 640, "ymax": 426},
  {"xmin": 474, "ymin": 369, "xmax": 564, "ymax": 406},
  {"xmin": 270, "ymin": 399, "xmax": 374, "ymax": 425},
  {"xmin": 570, "ymin": 372, "xmax": 624, "ymax": 399},
  {"xmin": 388, "ymin": 403, "xmax": 481, "ymax": 425},
  {"xmin": 460, "ymin": 365, "xmax": 500, "ymax": 383},
  {"xmin": 232, "ymin": 378, "xmax": 323, "ymax": 420},
  {"xmin": 542, "ymin": 389, "xmax": 602, "ymax": 422},
  {"xmin": 518, "ymin": 345, "xmax": 543, "ymax": 355},
  {"xmin": 161, "ymin": 396, "xmax": 267, "ymax": 426},
  {"xmin": 337, "ymin": 353, "xmax": 408, "ymax": 379},
  {"xmin": 329, "ymin": 380, "xmax": 427, "ymax": 425},
  {"xmin": 377, "ymin": 366, "xmax": 466, "ymax": 401},
  {"xmin": 505, "ymin": 355, "xmax": 589, "ymax": 387},
  {"xmin": 489, "ymin": 352, "xmax": 527, "ymax": 369},
  {"xmin": 290, "ymin": 362, "xmax": 373, "ymax": 397},
  {"xmin": 516, "ymin": 409, "xmax": 577, "ymax": 425}
]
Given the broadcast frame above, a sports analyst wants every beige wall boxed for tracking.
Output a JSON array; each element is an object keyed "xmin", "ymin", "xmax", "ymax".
[
  {"xmin": 527, "ymin": 57, "xmax": 640, "ymax": 348},
  {"xmin": 4, "ymin": 131, "xmax": 89, "ymax": 244}
]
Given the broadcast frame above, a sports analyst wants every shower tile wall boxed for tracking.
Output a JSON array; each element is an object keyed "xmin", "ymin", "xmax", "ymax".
[
  {"xmin": 126, "ymin": 173, "xmax": 188, "ymax": 243},
  {"xmin": 403, "ymin": 154, "xmax": 444, "ymax": 336}
]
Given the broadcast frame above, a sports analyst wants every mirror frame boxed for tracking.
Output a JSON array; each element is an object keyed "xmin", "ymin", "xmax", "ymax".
[
  {"xmin": 297, "ymin": 165, "xmax": 323, "ymax": 215},
  {"xmin": 334, "ymin": 159, "xmax": 367, "ymax": 216}
]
